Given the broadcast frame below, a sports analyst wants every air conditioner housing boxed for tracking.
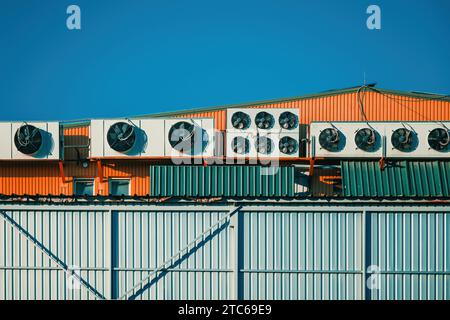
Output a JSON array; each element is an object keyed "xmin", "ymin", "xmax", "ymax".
[
  {"xmin": 310, "ymin": 121, "xmax": 450, "ymax": 158},
  {"xmin": 164, "ymin": 119, "xmax": 214, "ymax": 157},
  {"xmin": 0, "ymin": 122, "xmax": 60, "ymax": 160},
  {"xmin": 90, "ymin": 118, "xmax": 215, "ymax": 158},
  {"xmin": 227, "ymin": 108, "xmax": 300, "ymax": 133}
]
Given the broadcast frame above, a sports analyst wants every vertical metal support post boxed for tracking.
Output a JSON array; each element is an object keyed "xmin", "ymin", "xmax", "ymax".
[
  {"xmin": 109, "ymin": 209, "xmax": 114, "ymax": 300},
  {"xmin": 229, "ymin": 207, "xmax": 240, "ymax": 300},
  {"xmin": 362, "ymin": 209, "xmax": 367, "ymax": 300}
]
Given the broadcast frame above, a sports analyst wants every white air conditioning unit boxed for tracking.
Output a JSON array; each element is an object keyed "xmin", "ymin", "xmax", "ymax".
[
  {"xmin": 227, "ymin": 108, "xmax": 299, "ymax": 133},
  {"xmin": 91, "ymin": 118, "xmax": 215, "ymax": 158},
  {"xmin": 310, "ymin": 122, "xmax": 385, "ymax": 158},
  {"xmin": 0, "ymin": 122, "xmax": 61, "ymax": 160},
  {"xmin": 164, "ymin": 119, "xmax": 214, "ymax": 157},
  {"xmin": 91, "ymin": 119, "xmax": 161, "ymax": 157},
  {"xmin": 385, "ymin": 122, "xmax": 450, "ymax": 158},
  {"xmin": 310, "ymin": 121, "xmax": 450, "ymax": 159},
  {"xmin": 226, "ymin": 108, "xmax": 300, "ymax": 159},
  {"xmin": 226, "ymin": 131, "xmax": 258, "ymax": 159}
]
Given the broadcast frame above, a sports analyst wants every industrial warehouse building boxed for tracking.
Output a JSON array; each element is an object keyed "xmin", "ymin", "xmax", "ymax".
[{"xmin": 0, "ymin": 85, "xmax": 449, "ymax": 300}]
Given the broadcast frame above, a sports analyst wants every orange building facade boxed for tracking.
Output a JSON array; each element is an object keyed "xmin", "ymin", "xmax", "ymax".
[{"xmin": 1, "ymin": 87, "xmax": 449, "ymax": 196}]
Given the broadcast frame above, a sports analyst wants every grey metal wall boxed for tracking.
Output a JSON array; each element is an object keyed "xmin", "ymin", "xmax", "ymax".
[
  {"xmin": 367, "ymin": 211, "xmax": 450, "ymax": 300},
  {"xmin": 112, "ymin": 210, "xmax": 232, "ymax": 300},
  {"xmin": 239, "ymin": 211, "xmax": 363, "ymax": 299},
  {"xmin": 0, "ymin": 210, "xmax": 110, "ymax": 300},
  {"xmin": 0, "ymin": 204, "xmax": 449, "ymax": 300}
]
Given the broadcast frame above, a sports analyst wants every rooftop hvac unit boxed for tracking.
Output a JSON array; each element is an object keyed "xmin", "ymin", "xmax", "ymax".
[
  {"xmin": 256, "ymin": 133, "xmax": 300, "ymax": 158},
  {"xmin": 91, "ymin": 118, "xmax": 215, "ymax": 158},
  {"xmin": 385, "ymin": 122, "xmax": 450, "ymax": 158},
  {"xmin": 226, "ymin": 108, "xmax": 299, "ymax": 133},
  {"xmin": 5, "ymin": 122, "xmax": 60, "ymax": 160},
  {"xmin": 164, "ymin": 118, "xmax": 214, "ymax": 157},
  {"xmin": 92, "ymin": 119, "xmax": 149, "ymax": 157},
  {"xmin": 226, "ymin": 132, "xmax": 300, "ymax": 159},
  {"xmin": 226, "ymin": 108, "xmax": 300, "ymax": 159},
  {"xmin": 226, "ymin": 132, "xmax": 257, "ymax": 159},
  {"xmin": 311, "ymin": 121, "xmax": 450, "ymax": 159},
  {"xmin": 311, "ymin": 122, "xmax": 385, "ymax": 158}
]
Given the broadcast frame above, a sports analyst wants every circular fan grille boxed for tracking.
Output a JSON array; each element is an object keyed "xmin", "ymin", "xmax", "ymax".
[
  {"xmin": 279, "ymin": 112, "xmax": 298, "ymax": 130},
  {"xmin": 279, "ymin": 136, "xmax": 298, "ymax": 155},
  {"xmin": 14, "ymin": 124, "xmax": 43, "ymax": 155},
  {"xmin": 168, "ymin": 121, "xmax": 196, "ymax": 152},
  {"xmin": 231, "ymin": 136, "xmax": 250, "ymax": 154},
  {"xmin": 255, "ymin": 136, "xmax": 274, "ymax": 154},
  {"xmin": 231, "ymin": 112, "xmax": 251, "ymax": 130},
  {"xmin": 428, "ymin": 128, "xmax": 450, "ymax": 151},
  {"xmin": 255, "ymin": 112, "xmax": 275, "ymax": 129},
  {"xmin": 107, "ymin": 122, "xmax": 137, "ymax": 153},
  {"xmin": 318, "ymin": 128, "xmax": 340, "ymax": 152},
  {"xmin": 391, "ymin": 128, "xmax": 414, "ymax": 152},
  {"xmin": 355, "ymin": 128, "xmax": 377, "ymax": 152}
]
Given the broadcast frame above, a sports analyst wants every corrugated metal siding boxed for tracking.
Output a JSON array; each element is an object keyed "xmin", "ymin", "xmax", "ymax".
[
  {"xmin": 2, "ymin": 91, "xmax": 449, "ymax": 197},
  {"xmin": 0, "ymin": 162, "xmax": 69, "ymax": 196},
  {"xmin": 0, "ymin": 209, "xmax": 110, "ymax": 300},
  {"xmin": 113, "ymin": 210, "xmax": 231, "ymax": 300},
  {"xmin": 368, "ymin": 212, "xmax": 450, "ymax": 300},
  {"xmin": 0, "ymin": 204, "xmax": 449, "ymax": 300},
  {"xmin": 239, "ymin": 210, "xmax": 363, "ymax": 300},
  {"xmin": 150, "ymin": 166, "xmax": 294, "ymax": 197},
  {"xmin": 0, "ymin": 161, "xmax": 150, "ymax": 196},
  {"xmin": 170, "ymin": 92, "xmax": 450, "ymax": 131},
  {"xmin": 63, "ymin": 125, "xmax": 90, "ymax": 161},
  {"xmin": 341, "ymin": 161, "xmax": 450, "ymax": 197}
]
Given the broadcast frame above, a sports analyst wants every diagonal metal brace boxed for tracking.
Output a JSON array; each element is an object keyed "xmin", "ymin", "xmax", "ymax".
[
  {"xmin": 118, "ymin": 206, "xmax": 242, "ymax": 300},
  {"xmin": 0, "ymin": 210, "xmax": 106, "ymax": 300}
]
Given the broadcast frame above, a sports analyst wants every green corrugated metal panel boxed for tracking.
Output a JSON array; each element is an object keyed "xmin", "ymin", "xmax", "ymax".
[
  {"xmin": 150, "ymin": 166, "xmax": 294, "ymax": 197},
  {"xmin": 341, "ymin": 161, "xmax": 450, "ymax": 197}
]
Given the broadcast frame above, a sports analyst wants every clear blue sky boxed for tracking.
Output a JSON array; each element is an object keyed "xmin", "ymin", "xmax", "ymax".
[{"xmin": 0, "ymin": 0, "xmax": 449, "ymax": 121}]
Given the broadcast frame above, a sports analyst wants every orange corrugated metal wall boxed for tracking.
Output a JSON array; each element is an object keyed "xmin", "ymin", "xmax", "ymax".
[
  {"xmin": 1, "ymin": 91, "xmax": 449, "ymax": 196},
  {"xmin": 175, "ymin": 92, "xmax": 450, "ymax": 130}
]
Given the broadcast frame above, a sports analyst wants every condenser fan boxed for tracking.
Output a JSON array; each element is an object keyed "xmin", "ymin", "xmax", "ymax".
[
  {"xmin": 255, "ymin": 136, "xmax": 274, "ymax": 154},
  {"xmin": 279, "ymin": 136, "xmax": 298, "ymax": 155},
  {"xmin": 318, "ymin": 128, "xmax": 340, "ymax": 152},
  {"xmin": 255, "ymin": 112, "xmax": 275, "ymax": 129},
  {"xmin": 428, "ymin": 128, "xmax": 450, "ymax": 151},
  {"xmin": 279, "ymin": 111, "xmax": 298, "ymax": 130},
  {"xmin": 231, "ymin": 111, "xmax": 251, "ymax": 130},
  {"xmin": 168, "ymin": 121, "xmax": 196, "ymax": 152},
  {"xmin": 231, "ymin": 136, "xmax": 250, "ymax": 154},
  {"xmin": 14, "ymin": 124, "xmax": 43, "ymax": 155},
  {"xmin": 107, "ymin": 122, "xmax": 137, "ymax": 153},
  {"xmin": 355, "ymin": 128, "xmax": 377, "ymax": 152},
  {"xmin": 391, "ymin": 128, "xmax": 414, "ymax": 152}
]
